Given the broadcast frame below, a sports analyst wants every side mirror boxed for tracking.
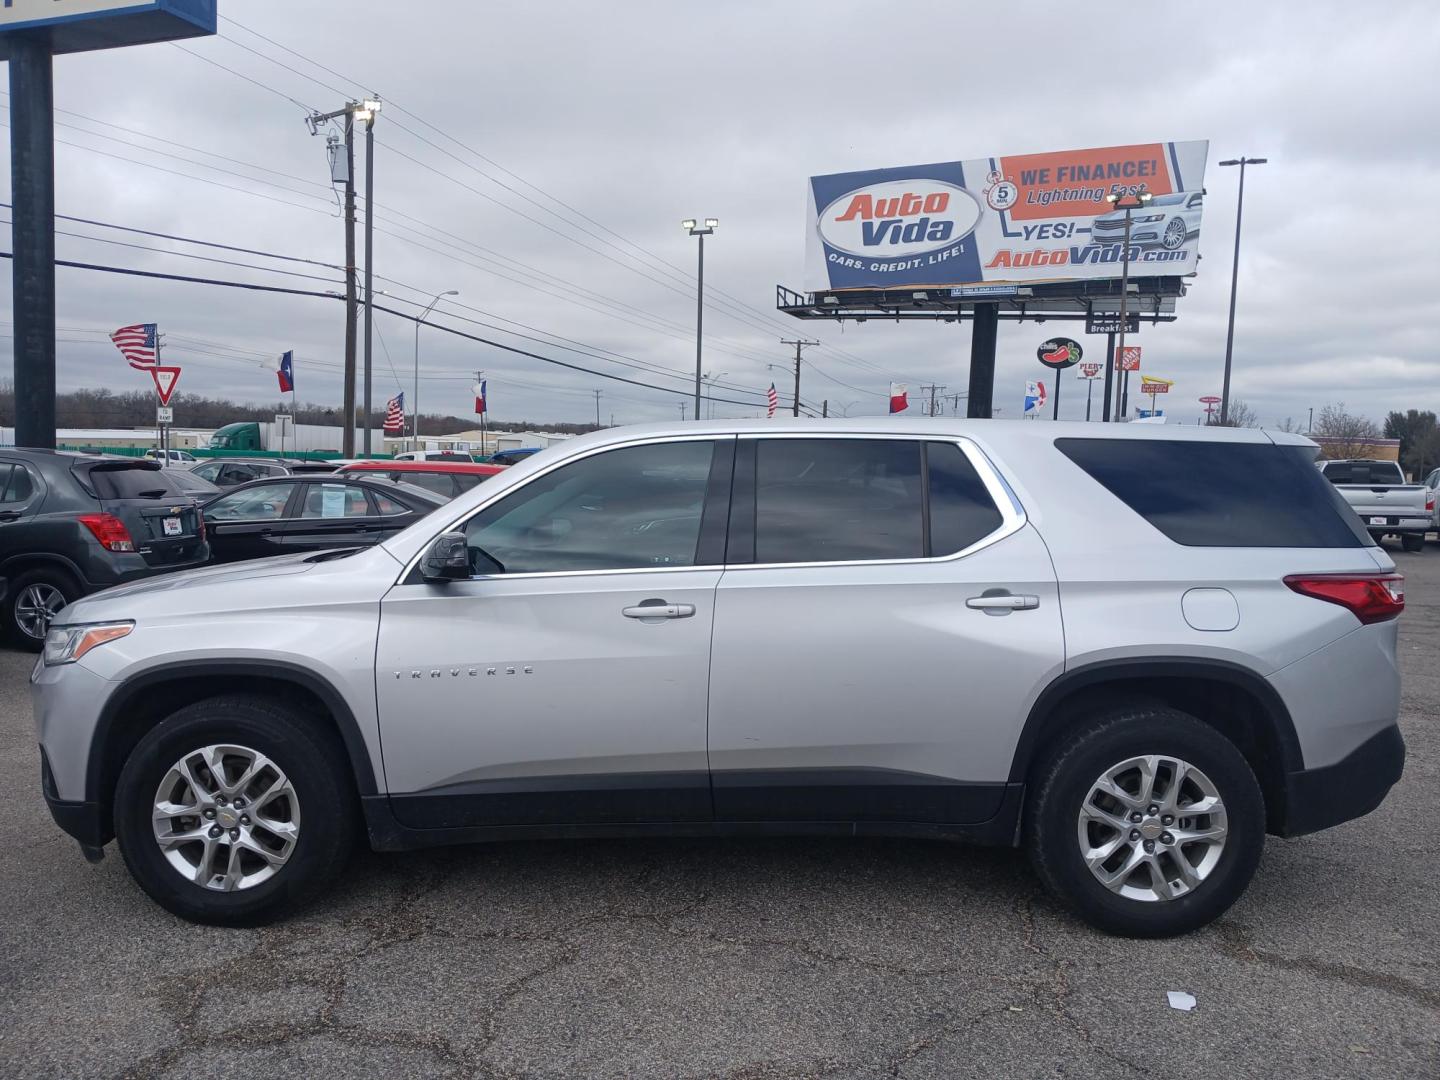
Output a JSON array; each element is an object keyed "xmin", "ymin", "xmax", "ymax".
[{"xmin": 421, "ymin": 531, "xmax": 471, "ymax": 582}]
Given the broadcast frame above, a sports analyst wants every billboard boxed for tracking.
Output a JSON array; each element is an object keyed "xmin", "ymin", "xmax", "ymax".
[{"xmin": 805, "ymin": 141, "xmax": 1208, "ymax": 292}]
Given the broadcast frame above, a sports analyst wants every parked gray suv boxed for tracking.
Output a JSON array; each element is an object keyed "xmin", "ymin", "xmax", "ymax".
[{"xmin": 33, "ymin": 421, "xmax": 1406, "ymax": 936}]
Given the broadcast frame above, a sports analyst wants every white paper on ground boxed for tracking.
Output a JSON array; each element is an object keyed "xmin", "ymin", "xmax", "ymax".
[{"xmin": 1167, "ymin": 991, "xmax": 1197, "ymax": 1012}]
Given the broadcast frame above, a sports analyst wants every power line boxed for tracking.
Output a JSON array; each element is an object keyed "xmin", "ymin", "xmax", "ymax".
[{"xmin": 0, "ymin": 252, "xmax": 776, "ymax": 409}]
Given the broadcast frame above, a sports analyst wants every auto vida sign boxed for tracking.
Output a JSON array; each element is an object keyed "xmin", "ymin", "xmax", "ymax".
[{"xmin": 805, "ymin": 141, "xmax": 1209, "ymax": 292}]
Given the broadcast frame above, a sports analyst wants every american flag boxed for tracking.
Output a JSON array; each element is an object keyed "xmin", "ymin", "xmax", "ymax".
[
  {"xmin": 766, "ymin": 383, "xmax": 778, "ymax": 418},
  {"xmin": 383, "ymin": 392, "xmax": 406, "ymax": 433},
  {"xmin": 110, "ymin": 324, "xmax": 158, "ymax": 369}
]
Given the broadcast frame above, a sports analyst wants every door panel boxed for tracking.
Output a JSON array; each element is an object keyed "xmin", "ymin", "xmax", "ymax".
[
  {"xmin": 376, "ymin": 570, "xmax": 721, "ymax": 825},
  {"xmin": 708, "ymin": 435, "xmax": 1062, "ymax": 825}
]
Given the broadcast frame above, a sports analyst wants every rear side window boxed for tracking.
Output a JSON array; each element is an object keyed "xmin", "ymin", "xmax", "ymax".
[
  {"xmin": 400, "ymin": 472, "xmax": 458, "ymax": 498},
  {"xmin": 1057, "ymin": 439, "xmax": 1372, "ymax": 548},
  {"xmin": 1, "ymin": 464, "xmax": 34, "ymax": 503},
  {"xmin": 1321, "ymin": 461, "xmax": 1405, "ymax": 486},
  {"xmin": 928, "ymin": 442, "xmax": 1005, "ymax": 555},
  {"xmin": 755, "ymin": 439, "xmax": 924, "ymax": 563},
  {"xmin": 89, "ymin": 467, "xmax": 187, "ymax": 500}
]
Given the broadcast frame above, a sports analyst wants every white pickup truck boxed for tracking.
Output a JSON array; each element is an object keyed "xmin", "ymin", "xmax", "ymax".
[{"xmin": 1320, "ymin": 459, "xmax": 1433, "ymax": 552}]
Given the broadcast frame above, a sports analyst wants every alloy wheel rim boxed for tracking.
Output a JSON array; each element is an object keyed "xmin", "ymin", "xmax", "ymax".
[
  {"xmin": 1164, "ymin": 219, "xmax": 1186, "ymax": 249},
  {"xmin": 16, "ymin": 584, "xmax": 66, "ymax": 639},
  {"xmin": 151, "ymin": 744, "xmax": 300, "ymax": 892},
  {"xmin": 1076, "ymin": 754, "xmax": 1228, "ymax": 902}
]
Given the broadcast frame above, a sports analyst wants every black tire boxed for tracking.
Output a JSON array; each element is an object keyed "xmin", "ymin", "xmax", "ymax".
[
  {"xmin": 1025, "ymin": 704, "xmax": 1264, "ymax": 938},
  {"xmin": 1401, "ymin": 533, "xmax": 1424, "ymax": 553},
  {"xmin": 4, "ymin": 567, "xmax": 81, "ymax": 651},
  {"xmin": 114, "ymin": 695, "xmax": 355, "ymax": 926}
]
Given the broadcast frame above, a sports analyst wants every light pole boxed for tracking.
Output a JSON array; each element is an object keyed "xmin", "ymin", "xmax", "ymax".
[
  {"xmin": 701, "ymin": 371, "xmax": 728, "ymax": 419},
  {"xmin": 1218, "ymin": 156, "xmax": 1267, "ymax": 425},
  {"xmin": 683, "ymin": 218, "xmax": 717, "ymax": 420},
  {"xmin": 413, "ymin": 289, "xmax": 458, "ymax": 452},
  {"xmin": 1103, "ymin": 190, "xmax": 1152, "ymax": 422}
]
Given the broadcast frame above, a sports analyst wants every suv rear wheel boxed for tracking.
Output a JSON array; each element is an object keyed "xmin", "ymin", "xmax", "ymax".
[
  {"xmin": 5, "ymin": 567, "xmax": 79, "ymax": 651},
  {"xmin": 114, "ymin": 695, "xmax": 355, "ymax": 925},
  {"xmin": 1025, "ymin": 704, "xmax": 1264, "ymax": 938}
]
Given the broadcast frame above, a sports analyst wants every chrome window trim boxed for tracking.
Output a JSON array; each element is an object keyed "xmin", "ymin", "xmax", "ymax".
[
  {"xmin": 727, "ymin": 432, "xmax": 1026, "ymax": 572},
  {"xmin": 395, "ymin": 431, "xmax": 1026, "ymax": 583},
  {"xmin": 397, "ymin": 432, "xmax": 731, "ymax": 583}
]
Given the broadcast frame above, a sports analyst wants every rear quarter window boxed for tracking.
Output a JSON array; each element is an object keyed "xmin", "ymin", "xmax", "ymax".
[{"xmin": 1056, "ymin": 439, "xmax": 1372, "ymax": 548}]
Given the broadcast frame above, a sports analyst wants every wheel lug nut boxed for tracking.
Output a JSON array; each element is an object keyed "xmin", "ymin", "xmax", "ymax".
[
  {"xmin": 1129, "ymin": 829, "xmax": 1140, "ymax": 841},
  {"xmin": 215, "ymin": 797, "xmax": 227, "ymax": 807},
  {"xmin": 1147, "ymin": 805, "xmax": 1159, "ymax": 815},
  {"xmin": 1161, "ymin": 832, "xmax": 1175, "ymax": 845},
  {"xmin": 233, "ymin": 798, "xmax": 246, "ymax": 809},
  {"xmin": 203, "ymin": 809, "xmax": 215, "ymax": 820},
  {"xmin": 208, "ymin": 826, "xmax": 222, "ymax": 838},
  {"xmin": 1161, "ymin": 815, "xmax": 1174, "ymax": 826},
  {"xmin": 229, "ymin": 828, "xmax": 240, "ymax": 840},
  {"xmin": 1143, "ymin": 840, "xmax": 1156, "ymax": 853},
  {"xmin": 240, "ymin": 815, "xmax": 250, "ymax": 826},
  {"xmin": 1129, "ymin": 812, "xmax": 1143, "ymax": 823}
]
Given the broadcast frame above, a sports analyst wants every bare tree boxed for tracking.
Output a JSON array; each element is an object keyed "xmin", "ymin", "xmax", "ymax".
[
  {"xmin": 1215, "ymin": 398, "xmax": 1259, "ymax": 427},
  {"xmin": 1312, "ymin": 403, "xmax": 1381, "ymax": 459},
  {"xmin": 1275, "ymin": 417, "xmax": 1304, "ymax": 434}
]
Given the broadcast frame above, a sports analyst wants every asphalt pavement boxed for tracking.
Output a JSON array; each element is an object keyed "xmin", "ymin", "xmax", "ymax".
[{"xmin": 1, "ymin": 547, "xmax": 1437, "ymax": 1079}]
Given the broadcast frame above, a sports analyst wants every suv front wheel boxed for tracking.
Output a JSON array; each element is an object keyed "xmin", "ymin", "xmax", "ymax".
[
  {"xmin": 114, "ymin": 695, "xmax": 355, "ymax": 925},
  {"xmin": 1025, "ymin": 704, "xmax": 1265, "ymax": 938}
]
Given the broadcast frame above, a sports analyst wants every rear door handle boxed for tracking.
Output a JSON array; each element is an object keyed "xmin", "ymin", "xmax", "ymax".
[
  {"xmin": 966, "ymin": 593, "xmax": 1039, "ymax": 613},
  {"xmin": 622, "ymin": 601, "xmax": 696, "ymax": 620}
]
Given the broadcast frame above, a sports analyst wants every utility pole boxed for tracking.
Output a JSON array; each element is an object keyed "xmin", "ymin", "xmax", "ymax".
[
  {"xmin": 359, "ymin": 98, "xmax": 381, "ymax": 455},
  {"xmin": 678, "ymin": 402, "xmax": 688, "ymax": 421},
  {"xmin": 780, "ymin": 339, "xmax": 819, "ymax": 418},
  {"xmin": 683, "ymin": 219, "xmax": 717, "ymax": 419},
  {"xmin": 943, "ymin": 393, "xmax": 967, "ymax": 416},
  {"xmin": 822, "ymin": 400, "xmax": 828, "ymax": 418},
  {"xmin": 919, "ymin": 384, "xmax": 945, "ymax": 417},
  {"xmin": 593, "ymin": 389, "xmax": 603, "ymax": 429},
  {"xmin": 309, "ymin": 103, "xmax": 361, "ymax": 456}
]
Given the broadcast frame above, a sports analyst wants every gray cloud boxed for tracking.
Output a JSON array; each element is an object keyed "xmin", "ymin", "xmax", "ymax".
[{"xmin": 3, "ymin": 0, "xmax": 1437, "ymax": 431}]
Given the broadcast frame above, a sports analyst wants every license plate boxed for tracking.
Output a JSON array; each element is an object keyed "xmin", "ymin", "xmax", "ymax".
[
  {"xmin": 162, "ymin": 516, "xmax": 183, "ymax": 536},
  {"xmin": 1369, "ymin": 517, "xmax": 1388, "ymax": 526}
]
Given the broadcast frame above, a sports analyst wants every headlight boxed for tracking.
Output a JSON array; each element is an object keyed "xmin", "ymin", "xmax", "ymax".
[
  {"xmin": 43, "ymin": 622, "xmax": 134, "ymax": 666},
  {"xmin": 1134, "ymin": 213, "xmax": 1165, "ymax": 223}
]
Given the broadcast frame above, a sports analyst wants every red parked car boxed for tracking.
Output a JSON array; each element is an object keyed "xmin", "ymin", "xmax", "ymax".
[{"xmin": 336, "ymin": 459, "xmax": 505, "ymax": 500}]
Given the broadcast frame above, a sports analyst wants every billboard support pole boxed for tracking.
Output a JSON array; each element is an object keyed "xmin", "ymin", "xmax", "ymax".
[
  {"xmin": 9, "ymin": 35, "xmax": 56, "ymax": 450},
  {"xmin": 1052, "ymin": 367, "xmax": 1062, "ymax": 421},
  {"xmin": 1085, "ymin": 377, "xmax": 1094, "ymax": 422},
  {"xmin": 966, "ymin": 304, "xmax": 997, "ymax": 419},
  {"xmin": 1101, "ymin": 332, "xmax": 1116, "ymax": 423}
]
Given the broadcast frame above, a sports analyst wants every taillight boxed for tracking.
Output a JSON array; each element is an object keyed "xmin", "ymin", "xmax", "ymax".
[
  {"xmin": 1284, "ymin": 573, "xmax": 1404, "ymax": 624},
  {"xmin": 78, "ymin": 513, "xmax": 136, "ymax": 553},
  {"xmin": 1427, "ymin": 491, "xmax": 1435, "ymax": 513}
]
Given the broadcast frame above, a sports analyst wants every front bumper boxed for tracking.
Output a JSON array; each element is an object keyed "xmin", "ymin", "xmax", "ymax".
[
  {"xmin": 40, "ymin": 748, "xmax": 107, "ymax": 859},
  {"xmin": 1278, "ymin": 724, "xmax": 1405, "ymax": 836}
]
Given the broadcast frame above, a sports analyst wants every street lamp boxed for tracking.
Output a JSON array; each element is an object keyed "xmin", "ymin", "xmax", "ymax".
[
  {"xmin": 683, "ymin": 218, "xmax": 718, "ymax": 420},
  {"xmin": 413, "ymin": 289, "xmax": 458, "ymax": 452},
  {"xmin": 1103, "ymin": 191, "xmax": 1152, "ymax": 421},
  {"xmin": 1218, "ymin": 157, "xmax": 1267, "ymax": 425},
  {"xmin": 701, "ymin": 370, "xmax": 728, "ymax": 419}
]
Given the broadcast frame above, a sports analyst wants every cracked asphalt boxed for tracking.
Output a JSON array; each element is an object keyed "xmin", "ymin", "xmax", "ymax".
[{"xmin": 2, "ymin": 548, "xmax": 1438, "ymax": 1079}]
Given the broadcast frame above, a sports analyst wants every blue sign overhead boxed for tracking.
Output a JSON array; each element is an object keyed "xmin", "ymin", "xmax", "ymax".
[{"xmin": 0, "ymin": 0, "xmax": 216, "ymax": 59}]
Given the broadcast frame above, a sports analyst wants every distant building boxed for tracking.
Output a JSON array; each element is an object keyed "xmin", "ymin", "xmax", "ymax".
[{"xmin": 1309, "ymin": 435, "xmax": 1401, "ymax": 464}]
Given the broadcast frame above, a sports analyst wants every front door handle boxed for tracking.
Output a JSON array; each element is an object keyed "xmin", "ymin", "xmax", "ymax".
[
  {"xmin": 622, "ymin": 600, "xmax": 696, "ymax": 620},
  {"xmin": 966, "ymin": 593, "xmax": 1039, "ymax": 613}
]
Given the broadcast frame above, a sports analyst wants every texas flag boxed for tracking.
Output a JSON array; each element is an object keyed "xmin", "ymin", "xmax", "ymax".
[
  {"xmin": 1024, "ymin": 379, "xmax": 1047, "ymax": 416},
  {"xmin": 889, "ymin": 382, "xmax": 909, "ymax": 413},
  {"xmin": 277, "ymin": 351, "xmax": 295, "ymax": 393},
  {"xmin": 473, "ymin": 379, "xmax": 487, "ymax": 416}
]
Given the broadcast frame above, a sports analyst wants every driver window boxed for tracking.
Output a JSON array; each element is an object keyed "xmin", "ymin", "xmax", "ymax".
[
  {"xmin": 207, "ymin": 482, "xmax": 295, "ymax": 521},
  {"xmin": 463, "ymin": 440, "xmax": 715, "ymax": 574}
]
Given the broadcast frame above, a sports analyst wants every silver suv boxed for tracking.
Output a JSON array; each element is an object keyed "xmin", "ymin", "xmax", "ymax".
[{"xmin": 33, "ymin": 421, "xmax": 1406, "ymax": 937}]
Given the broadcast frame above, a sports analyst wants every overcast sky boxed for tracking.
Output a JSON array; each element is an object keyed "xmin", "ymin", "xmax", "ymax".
[{"xmin": 3, "ymin": 0, "xmax": 1438, "ymax": 431}]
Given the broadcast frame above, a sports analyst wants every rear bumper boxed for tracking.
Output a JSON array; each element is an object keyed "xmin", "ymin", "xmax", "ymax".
[{"xmin": 1278, "ymin": 725, "xmax": 1405, "ymax": 837}]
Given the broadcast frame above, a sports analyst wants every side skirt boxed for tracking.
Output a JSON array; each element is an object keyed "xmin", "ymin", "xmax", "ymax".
[{"xmin": 362, "ymin": 784, "xmax": 1026, "ymax": 853}]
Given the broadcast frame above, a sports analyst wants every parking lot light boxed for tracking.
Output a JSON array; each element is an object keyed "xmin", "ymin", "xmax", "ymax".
[{"xmin": 1218, "ymin": 157, "xmax": 1268, "ymax": 425}]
